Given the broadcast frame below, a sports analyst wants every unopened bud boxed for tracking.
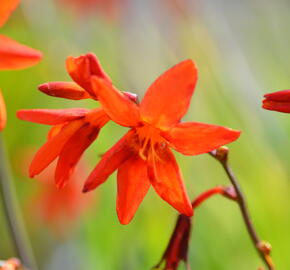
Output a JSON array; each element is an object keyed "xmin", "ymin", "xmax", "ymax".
[
  {"xmin": 215, "ymin": 146, "xmax": 229, "ymax": 163},
  {"xmin": 257, "ymin": 241, "xmax": 272, "ymax": 255}
]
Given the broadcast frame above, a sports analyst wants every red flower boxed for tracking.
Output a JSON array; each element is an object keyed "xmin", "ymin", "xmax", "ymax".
[
  {"xmin": 83, "ymin": 59, "xmax": 241, "ymax": 224},
  {"xmin": 262, "ymin": 90, "xmax": 290, "ymax": 113},
  {"xmin": 0, "ymin": 0, "xmax": 42, "ymax": 131},
  {"xmin": 17, "ymin": 53, "xmax": 113, "ymax": 188},
  {"xmin": 31, "ymin": 160, "xmax": 93, "ymax": 235}
]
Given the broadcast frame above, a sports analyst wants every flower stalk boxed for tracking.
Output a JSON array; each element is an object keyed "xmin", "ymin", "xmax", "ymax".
[
  {"xmin": 0, "ymin": 134, "xmax": 38, "ymax": 270},
  {"xmin": 210, "ymin": 147, "xmax": 275, "ymax": 270}
]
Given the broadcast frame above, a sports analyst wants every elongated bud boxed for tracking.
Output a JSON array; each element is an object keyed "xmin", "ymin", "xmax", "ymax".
[
  {"xmin": 153, "ymin": 215, "xmax": 191, "ymax": 270},
  {"xmin": 38, "ymin": 82, "xmax": 90, "ymax": 100},
  {"xmin": 263, "ymin": 90, "xmax": 290, "ymax": 113}
]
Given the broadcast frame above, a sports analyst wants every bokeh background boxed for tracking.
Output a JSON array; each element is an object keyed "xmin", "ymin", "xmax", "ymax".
[{"xmin": 1, "ymin": 0, "xmax": 290, "ymax": 269}]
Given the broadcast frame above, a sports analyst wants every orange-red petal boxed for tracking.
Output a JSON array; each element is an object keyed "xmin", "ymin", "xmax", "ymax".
[
  {"xmin": 147, "ymin": 147, "xmax": 193, "ymax": 216},
  {"xmin": 17, "ymin": 108, "xmax": 88, "ymax": 125},
  {"xmin": 140, "ymin": 60, "xmax": 198, "ymax": 130},
  {"xmin": 91, "ymin": 76, "xmax": 140, "ymax": 127},
  {"xmin": 0, "ymin": 90, "xmax": 7, "ymax": 131},
  {"xmin": 162, "ymin": 122, "xmax": 241, "ymax": 156},
  {"xmin": 29, "ymin": 120, "xmax": 83, "ymax": 177},
  {"xmin": 38, "ymin": 82, "xmax": 90, "ymax": 100},
  {"xmin": 116, "ymin": 155, "xmax": 150, "ymax": 224},
  {"xmin": 0, "ymin": 0, "xmax": 19, "ymax": 27},
  {"xmin": 83, "ymin": 130, "xmax": 134, "ymax": 192},
  {"xmin": 55, "ymin": 124, "xmax": 100, "ymax": 189},
  {"xmin": 0, "ymin": 35, "xmax": 42, "ymax": 70},
  {"xmin": 66, "ymin": 53, "xmax": 111, "ymax": 98}
]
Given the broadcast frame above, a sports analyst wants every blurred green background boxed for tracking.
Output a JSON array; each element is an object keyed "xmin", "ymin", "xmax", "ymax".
[{"xmin": 1, "ymin": 0, "xmax": 290, "ymax": 269}]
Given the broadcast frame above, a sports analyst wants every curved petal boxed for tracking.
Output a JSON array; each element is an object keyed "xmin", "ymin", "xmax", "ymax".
[
  {"xmin": 0, "ymin": 35, "xmax": 42, "ymax": 70},
  {"xmin": 0, "ymin": 90, "xmax": 7, "ymax": 131},
  {"xmin": 0, "ymin": 0, "xmax": 19, "ymax": 27},
  {"xmin": 162, "ymin": 122, "xmax": 241, "ymax": 156},
  {"xmin": 55, "ymin": 124, "xmax": 100, "ymax": 189},
  {"xmin": 147, "ymin": 147, "xmax": 193, "ymax": 216},
  {"xmin": 117, "ymin": 155, "xmax": 150, "ymax": 224},
  {"xmin": 140, "ymin": 60, "xmax": 198, "ymax": 130},
  {"xmin": 29, "ymin": 120, "xmax": 84, "ymax": 177},
  {"xmin": 38, "ymin": 82, "xmax": 90, "ymax": 100},
  {"xmin": 66, "ymin": 53, "xmax": 111, "ymax": 97},
  {"xmin": 83, "ymin": 130, "xmax": 134, "ymax": 192},
  {"xmin": 91, "ymin": 76, "xmax": 140, "ymax": 127},
  {"xmin": 17, "ymin": 108, "xmax": 89, "ymax": 125}
]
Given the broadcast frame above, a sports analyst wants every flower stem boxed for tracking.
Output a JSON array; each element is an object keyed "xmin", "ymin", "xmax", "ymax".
[
  {"xmin": 209, "ymin": 149, "xmax": 275, "ymax": 270},
  {"xmin": 0, "ymin": 134, "xmax": 38, "ymax": 270}
]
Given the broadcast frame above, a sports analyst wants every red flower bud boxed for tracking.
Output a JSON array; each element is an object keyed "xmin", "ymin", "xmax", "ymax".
[{"xmin": 263, "ymin": 90, "xmax": 290, "ymax": 113}]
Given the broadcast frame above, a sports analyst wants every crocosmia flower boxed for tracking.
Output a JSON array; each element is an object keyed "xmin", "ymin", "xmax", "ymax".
[
  {"xmin": 17, "ymin": 53, "xmax": 113, "ymax": 188},
  {"xmin": 83, "ymin": 59, "xmax": 241, "ymax": 224},
  {"xmin": 263, "ymin": 90, "xmax": 290, "ymax": 113}
]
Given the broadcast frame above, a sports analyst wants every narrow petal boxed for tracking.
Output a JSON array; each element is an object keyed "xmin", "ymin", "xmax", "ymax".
[
  {"xmin": 162, "ymin": 122, "xmax": 241, "ymax": 156},
  {"xmin": 29, "ymin": 120, "xmax": 83, "ymax": 177},
  {"xmin": 117, "ymin": 155, "xmax": 150, "ymax": 224},
  {"xmin": 0, "ymin": 35, "xmax": 42, "ymax": 70},
  {"xmin": 0, "ymin": 90, "xmax": 7, "ymax": 131},
  {"xmin": 17, "ymin": 108, "xmax": 88, "ymax": 125},
  {"xmin": 0, "ymin": 0, "xmax": 19, "ymax": 27},
  {"xmin": 140, "ymin": 60, "xmax": 198, "ymax": 130},
  {"xmin": 91, "ymin": 76, "xmax": 140, "ymax": 127},
  {"xmin": 263, "ymin": 90, "xmax": 290, "ymax": 102},
  {"xmin": 38, "ymin": 82, "xmax": 90, "ymax": 100},
  {"xmin": 262, "ymin": 100, "xmax": 290, "ymax": 113},
  {"xmin": 55, "ymin": 124, "xmax": 100, "ymax": 188},
  {"xmin": 66, "ymin": 53, "xmax": 111, "ymax": 97},
  {"xmin": 83, "ymin": 130, "xmax": 134, "ymax": 192},
  {"xmin": 147, "ymin": 147, "xmax": 193, "ymax": 216}
]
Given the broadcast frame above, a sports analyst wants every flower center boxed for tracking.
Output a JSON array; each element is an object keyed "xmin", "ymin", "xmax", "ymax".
[{"xmin": 135, "ymin": 124, "xmax": 167, "ymax": 161}]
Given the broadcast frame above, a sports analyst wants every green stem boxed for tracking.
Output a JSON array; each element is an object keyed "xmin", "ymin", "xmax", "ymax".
[{"xmin": 0, "ymin": 134, "xmax": 38, "ymax": 270}]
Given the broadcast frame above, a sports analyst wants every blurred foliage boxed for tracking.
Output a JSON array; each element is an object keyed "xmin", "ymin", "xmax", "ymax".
[{"xmin": 1, "ymin": 0, "xmax": 290, "ymax": 269}]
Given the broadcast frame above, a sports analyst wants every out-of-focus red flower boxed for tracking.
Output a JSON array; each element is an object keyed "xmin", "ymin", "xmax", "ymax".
[
  {"xmin": 17, "ymin": 53, "xmax": 120, "ymax": 188},
  {"xmin": 31, "ymin": 161, "xmax": 93, "ymax": 234},
  {"xmin": 262, "ymin": 90, "xmax": 290, "ymax": 113},
  {"xmin": 0, "ymin": 0, "xmax": 42, "ymax": 70},
  {"xmin": 0, "ymin": 0, "xmax": 42, "ymax": 131},
  {"xmin": 83, "ymin": 59, "xmax": 241, "ymax": 224},
  {"xmin": 57, "ymin": 0, "xmax": 126, "ymax": 21},
  {"xmin": 0, "ymin": 258, "xmax": 21, "ymax": 270}
]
